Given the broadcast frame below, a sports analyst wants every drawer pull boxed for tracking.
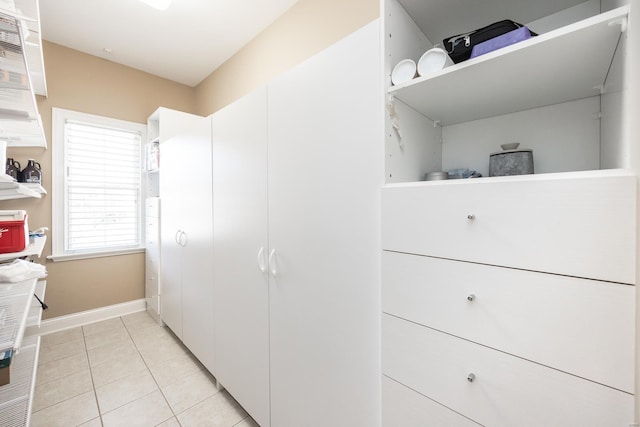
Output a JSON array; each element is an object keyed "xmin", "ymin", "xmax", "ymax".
[
  {"xmin": 467, "ymin": 294, "xmax": 476, "ymax": 302},
  {"xmin": 467, "ymin": 214, "xmax": 476, "ymax": 220},
  {"xmin": 467, "ymin": 373, "xmax": 476, "ymax": 383}
]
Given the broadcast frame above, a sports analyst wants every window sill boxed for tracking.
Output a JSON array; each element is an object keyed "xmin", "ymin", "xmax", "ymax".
[{"xmin": 47, "ymin": 248, "xmax": 145, "ymax": 262}]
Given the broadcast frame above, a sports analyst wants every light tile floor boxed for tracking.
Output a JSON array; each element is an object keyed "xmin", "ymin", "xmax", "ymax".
[{"xmin": 32, "ymin": 311, "xmax": 258, "ymax": 427}]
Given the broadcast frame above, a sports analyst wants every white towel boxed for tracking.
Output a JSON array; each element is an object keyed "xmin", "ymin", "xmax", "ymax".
[{"xmin": 0, "ymin": 259, "xmax": 47, "ymax": 283}]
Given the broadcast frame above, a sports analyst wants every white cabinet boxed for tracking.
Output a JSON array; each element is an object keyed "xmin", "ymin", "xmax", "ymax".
[
  {"xmin": 381, "ymin": 0, "xmax": 638, "ymax": 424},
  {"xmin": 212, "ymin": 21, "xmax": 382, "ymax": 427},
  {"xmin": 381, "ymin": 179, "xmax": 636, "ymax": 425},
  {"xmin": 153, "ymin": 108, "xmax": 215, "ymax": 374}
]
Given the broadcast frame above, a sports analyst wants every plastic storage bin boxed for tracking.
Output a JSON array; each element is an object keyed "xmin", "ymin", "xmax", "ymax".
[{"xmin": 0, "ymin": 211, "xmax": 28, "ymax": 254}]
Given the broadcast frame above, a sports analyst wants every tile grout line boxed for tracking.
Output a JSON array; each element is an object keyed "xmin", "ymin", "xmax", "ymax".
[
  {"xmin": 121, "ymin": 314, "xmax": 179, "ymax": 426},
  {"xmin": 84, "ymin": 319, "xmax": 108, "ymax": 426}
]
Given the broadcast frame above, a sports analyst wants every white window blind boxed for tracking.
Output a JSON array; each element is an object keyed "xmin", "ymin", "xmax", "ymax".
[{"xmin": 63, "ymin": 120, "xmax": 142, "ymax": 253}]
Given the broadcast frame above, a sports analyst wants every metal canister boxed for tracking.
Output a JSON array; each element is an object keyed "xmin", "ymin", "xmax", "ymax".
[{"xmin": 489, "ymin": 149, "xmax": 534, "ymax": 177}]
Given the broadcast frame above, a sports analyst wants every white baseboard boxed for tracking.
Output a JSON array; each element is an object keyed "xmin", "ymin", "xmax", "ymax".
[{"xmin": 27, "ymin": 298, "xmax": 147, "ymax": 337}]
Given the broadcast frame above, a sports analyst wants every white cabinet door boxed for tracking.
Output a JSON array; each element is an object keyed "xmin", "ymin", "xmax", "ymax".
[
  {"xmin": 159, "ymin": 132, "xmax": 187, "ymax": 339},
  {"xmin": 212, "ymin": 87, "xmax": 270, "ymax": 427},
  {"xmin": 267, "ymin": 21, "xmax": 382, "ymax": 427},
  {"xmin": 179, "ymin": 114, "xmax": 215, "ymax": 374},
  {"xmin": 158, "ymin": 109, "xmax": 214, "ymax": 374}
]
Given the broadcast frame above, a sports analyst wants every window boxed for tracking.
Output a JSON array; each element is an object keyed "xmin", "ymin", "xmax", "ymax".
[{"xmin": 50, "ymin": 108, "xmax": 146, "ymax": 261}]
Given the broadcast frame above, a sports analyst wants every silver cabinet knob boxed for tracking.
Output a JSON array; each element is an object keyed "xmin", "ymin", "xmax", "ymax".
[
  {"xmin": 467, "ymin": 294, "xmax": 475, "ymax": 302},
  {"xmin": 467, "ymin": 214, "xmax": 476, "ymax": 220},
  {"xmin": 467, "ymin": 373, "xmax": 476, "ymax": 382}
]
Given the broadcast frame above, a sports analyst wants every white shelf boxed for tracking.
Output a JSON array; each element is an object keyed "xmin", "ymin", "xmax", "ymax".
[
  {"xmin": 0, "ymin": 7, "xmax": 47, "ymax": 147},
  {"xmin": 0, "ymin": 181, "xmax": 42, "ymax": 200},
  {"xmin": 389, "ymin": 7, "xmax": 628, "ymax": 126},
  {"xmin": 0, "ymin": 237, "xmax": 45, "ymax": 264},
  {"xmin": 0, "ymin": 335, "xmax": 39, "ymax": 427},
  {"xmin": 0, "ymin": 278, "xmax": 37, "ymax": 353},
  {"xmin": 20, "ymin": 183, "xmax": 45, "ymax": 194}
]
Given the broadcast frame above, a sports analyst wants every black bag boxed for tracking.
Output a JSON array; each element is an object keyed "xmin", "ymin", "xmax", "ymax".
[{"xmin": 442, "ymin": 20, "xmax": 534, "ymax": 64}]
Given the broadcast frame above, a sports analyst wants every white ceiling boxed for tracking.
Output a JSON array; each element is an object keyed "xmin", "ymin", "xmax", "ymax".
[{"xmin": 38, "ymin": 0, "xmax": 300, "ymax": 87}]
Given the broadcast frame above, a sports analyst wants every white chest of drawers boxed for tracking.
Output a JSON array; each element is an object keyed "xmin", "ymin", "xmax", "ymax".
[{"xmin": 381, "ymin": 171, "xmax": 637, "ymax": 426}]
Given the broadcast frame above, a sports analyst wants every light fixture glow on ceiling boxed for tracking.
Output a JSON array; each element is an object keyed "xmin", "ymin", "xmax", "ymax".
[{"xmin": 138, "ymin": 0, "xmax": 172, "ymax": 10}]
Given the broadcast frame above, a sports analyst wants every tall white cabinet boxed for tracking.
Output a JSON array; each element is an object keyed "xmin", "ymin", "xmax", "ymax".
[
  {"xmin": 381, "ymin": 0, "xmax": 639, "ymax": 425},
  {"xmin": 152, "ymin": 107, "xmax": 215, "ymax": 374},
  {"xmin": 212, "ymin": 87, "xmax": 270, "ymax": 427},
  {"xmin": 212, "ymin": 21, "xmax": 382, "ymax": 427}
]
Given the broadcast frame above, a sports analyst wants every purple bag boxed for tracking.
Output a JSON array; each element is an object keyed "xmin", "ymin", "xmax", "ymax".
[
  {"xmin": 470, "ymin": 26, "xmax": 533, "ymax": 58},
  {"xmin": 443, "ymin": 20, "xmax": 535, "ymax": 64}
]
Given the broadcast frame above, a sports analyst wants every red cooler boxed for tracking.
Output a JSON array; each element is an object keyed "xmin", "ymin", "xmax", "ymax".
[{"xmin": 0, "ymin": 210, "xmax": 28, "ymax": 254}]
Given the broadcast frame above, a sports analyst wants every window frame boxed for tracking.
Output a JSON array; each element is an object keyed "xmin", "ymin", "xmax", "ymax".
[{"xmin": 49, "ymin": 107, "xmax": 146, "ymax": 262}]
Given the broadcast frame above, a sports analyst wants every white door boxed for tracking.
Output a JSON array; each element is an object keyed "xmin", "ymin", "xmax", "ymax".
[
  {"xmin": 212, "ymin": 87, "xmax": 270, "ymax": 427},
  {"xmin": 267, "ymin": 21, "xmax": 382, "ymax": 426},
  {"xmin": 180, "ymin": 114, "xmax": 215, "ymax": 373},
  {"xmin": 159, "ymin": 132, "xmax": 186, "ymax": 338}
]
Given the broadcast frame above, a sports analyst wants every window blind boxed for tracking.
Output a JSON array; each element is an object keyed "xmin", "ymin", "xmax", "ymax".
[{"xmin": 64, "ymin": 120, "xmax": 142, "ymax": 252}]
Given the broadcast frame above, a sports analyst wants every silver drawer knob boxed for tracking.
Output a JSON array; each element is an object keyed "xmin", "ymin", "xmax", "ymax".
[
  {"xmin": 467, "ymin": 214, "xmax": 476, "ymax": 220},
  {"xmin": 467, "ymin": 373, "xmax": 476, "ymax": 382},
  {"xmin": 467, "ymin": 294, "xmax": 476, "ymax": 302}
]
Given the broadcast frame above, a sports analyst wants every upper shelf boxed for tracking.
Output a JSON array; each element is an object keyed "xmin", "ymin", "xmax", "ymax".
[
  {"xmin": 388, "ymin": 7, "xmax": 628, "ymax": 126},
  {"xmin": 0, "ymin": 236, "xmax": 45, "ymax": 263},
  {"xmin": 0, "ymin": 0, "xmax": 46, "ymax": 96},
  {"xmin": 0, "ymin": 4, "xmax": 47, "ymax": 147}
]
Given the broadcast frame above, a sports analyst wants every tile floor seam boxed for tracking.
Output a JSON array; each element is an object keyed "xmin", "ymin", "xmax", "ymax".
[
  {"xmin": 121, "ymin": 315, "xmax": 181, "ymax": 421},
  {"xmin": 83, "ymin": 328, "xmax": 104, "ymax": 427}
]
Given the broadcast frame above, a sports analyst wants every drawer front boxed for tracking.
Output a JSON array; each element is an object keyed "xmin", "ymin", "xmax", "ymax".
[
  {"xmin": 383, "ymin": 376, "xmax": 480, "ymax": 427},
  {"xmin": 382, "ymin": 251, "xmax": 635, "ymax": 393},
  {"xmin": 381, "ymin": 174, "xmax": 636, "ymax": 283},
  {"xmin": 383, "ymin": 314, "xmax": 634, "ymax": 427}
]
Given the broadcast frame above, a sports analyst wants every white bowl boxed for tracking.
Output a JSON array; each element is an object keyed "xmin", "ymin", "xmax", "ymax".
[
  {"xmin": 500, "ymin": 142, "xmax": 520, "ymax": 150},
  {"xmin": 417, "ymin": 47, "xmax": 453, "ymax": 76},
  {"xmin": 391, "ymin": 59, "xmax": 417, "ymax": 85}
]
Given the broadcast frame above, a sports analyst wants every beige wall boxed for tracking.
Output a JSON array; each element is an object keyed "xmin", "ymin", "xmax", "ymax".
[
  {"xmin": 4, "ymin": 41, "xmax": 197, "ymax": 319},
  {"xmin": 23, "ymin": 0, "xmax": 378, "ymax": 319},
  {"xmin": 195, "ymin": 0, "xmax": 379, "ymax": 115}
]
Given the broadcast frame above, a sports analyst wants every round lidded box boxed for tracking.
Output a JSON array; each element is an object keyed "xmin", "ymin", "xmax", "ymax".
[
  {"xmin": 417, "ymin": 47, "xmax": 453, "ymax": 76},
  {"xmin": 391, "ymin": 59, "xmax": 417, "ymax": 86},
  {"xmin": 489, "ymin": 147, "xmax": 534, "ymax": 177}
]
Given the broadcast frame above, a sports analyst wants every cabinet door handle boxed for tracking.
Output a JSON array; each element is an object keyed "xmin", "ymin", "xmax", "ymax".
[
  {"xmin": 467, "ymin": 214, "xmax": 476, "ymax": 220},
  {"xmin": 257, "ymin": 247, "xmax": 267, "ymax": 273},
  {"xmin": 268, "ymin": 248, "xmax": 278, "ymax": 277},
  {"xmin": 175, "ymin": 230, "xmax": 182, "ymax": 245},
  {"xmin": 467, "ymin": 373, "xmax": 476, "ymax": 382},
  {"xmin": 467, "ymin": 294, "xmax": 476, "ymax": 302}
]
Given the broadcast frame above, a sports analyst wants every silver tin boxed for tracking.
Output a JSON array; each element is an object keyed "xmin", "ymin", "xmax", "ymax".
[
  {"xmin": 489, "ymin": 149, "xmax": 534, "ymax": 177},
  {"xmin": 424, "ymin": 171, "xmax": 449, "ymax": 181}
]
